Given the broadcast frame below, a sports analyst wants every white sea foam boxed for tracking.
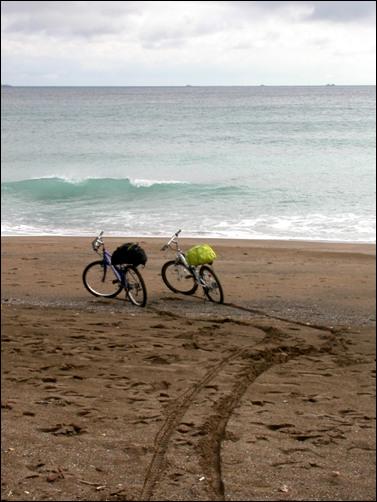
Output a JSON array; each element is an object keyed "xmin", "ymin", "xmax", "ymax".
[{"xmin": 130, "ymin": 178, "xmax": 188, "ymax": 187}]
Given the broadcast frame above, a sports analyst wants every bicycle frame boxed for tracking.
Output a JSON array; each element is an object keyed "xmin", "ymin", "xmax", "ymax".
[
  {"xmin": 162, "ymin": 230, "xmax": 206, "ymax": 287},
  {"xmin": 161, "ymin": 230, "xmax": 224, "ymax": 303},
  {"xmin": 92, "ymin": 233, "xmax": 126, "ymax": 288}
]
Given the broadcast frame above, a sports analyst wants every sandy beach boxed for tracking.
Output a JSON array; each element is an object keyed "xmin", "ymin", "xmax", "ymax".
[{"xmin": 1, "ymin": 236, "xmax": 376, "ymax": 501}]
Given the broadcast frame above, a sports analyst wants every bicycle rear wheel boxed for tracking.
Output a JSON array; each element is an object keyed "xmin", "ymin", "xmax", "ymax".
[
  {"xmin": 124, "ymin": 266, "xmax": 147, "ymax": 307},
  {"xmin": 161, "ymin": 260, "xmax": 198, "ymax": 295},
  {"xmin": 82, "ymin": 260, "xmax": 123, "ymax": 298},
  {"xmin": 200, "ymin": 265, "xmax": 224, "ymax": 304}
]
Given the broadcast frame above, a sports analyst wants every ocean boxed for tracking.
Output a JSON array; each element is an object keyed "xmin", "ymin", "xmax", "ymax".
[{"xmin": 1, "ymin": 85, "xmax": 375, "ymax": 242}]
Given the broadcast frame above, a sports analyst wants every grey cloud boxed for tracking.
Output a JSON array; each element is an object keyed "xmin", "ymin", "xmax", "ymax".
[
  {"xmin": 1, "ymin": 0, "xmax": 140, "ymax": 38},
  {"xmin": 300, "ymin": 1, "xmax": 376, "ymax": 23},
  {"xmin": 230, "ymin": 1, "xmax": 376, "ymax": 23},
  {"xmin": 140, "ymin": 14, "xmax": 234, "ymax": 49},
  {"xmin": 4, "ymin": 2, "xmax": 375, "ymax": 39},
  {"xmin": 1, "ymin": 1, "xmax": 238, "ymax": 42}
]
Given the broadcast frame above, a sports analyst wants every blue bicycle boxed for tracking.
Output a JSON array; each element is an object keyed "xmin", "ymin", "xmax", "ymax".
[{"xmin": 82, "ymin": 232, "xmax": 147, "ymax": 307}]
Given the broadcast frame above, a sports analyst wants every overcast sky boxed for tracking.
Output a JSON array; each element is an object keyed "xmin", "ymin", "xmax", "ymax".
[{"xmin": 1, "ymin": 1, "xmax": 376, "ymax": 86}]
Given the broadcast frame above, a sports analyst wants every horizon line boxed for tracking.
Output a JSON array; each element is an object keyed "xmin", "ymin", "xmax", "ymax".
[{"xmin": 2, "ymin": 83, "xmax": 376, "ymax": 88}]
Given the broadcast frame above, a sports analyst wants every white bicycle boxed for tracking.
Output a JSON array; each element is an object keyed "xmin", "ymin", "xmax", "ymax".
[{"xmin": 161, "ymin": 230, "xmax": 224, "ymax": 304}]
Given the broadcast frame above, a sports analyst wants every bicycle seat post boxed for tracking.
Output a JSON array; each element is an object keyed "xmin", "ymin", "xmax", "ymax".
[{"xmin": 191, "ymin": 267, "xmax": 200, "ymax": 282}]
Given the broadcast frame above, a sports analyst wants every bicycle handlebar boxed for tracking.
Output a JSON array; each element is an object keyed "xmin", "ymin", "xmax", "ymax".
[
  {"xmin": 161, "ymin": 229, "xmax": 182, "ymax": 251},
  {"xmin": 92, "ymin": 231, "xmax": 104, "ymax": 251}
]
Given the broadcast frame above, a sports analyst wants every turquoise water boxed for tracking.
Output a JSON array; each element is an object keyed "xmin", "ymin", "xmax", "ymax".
[{"xmin": 1, "ymin": 85, "xmax": 375, "ymax": 242}]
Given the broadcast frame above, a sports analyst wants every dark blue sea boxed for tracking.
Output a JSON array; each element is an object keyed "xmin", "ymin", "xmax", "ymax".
[{"xmin": 1, "ymin": 85, "xmax": 375, "ymax": 242}]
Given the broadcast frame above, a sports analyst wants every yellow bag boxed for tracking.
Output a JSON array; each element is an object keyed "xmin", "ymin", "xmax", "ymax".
[{"xmin": 186, "ymin": 244, "xmax": 216, "ymax": 266}]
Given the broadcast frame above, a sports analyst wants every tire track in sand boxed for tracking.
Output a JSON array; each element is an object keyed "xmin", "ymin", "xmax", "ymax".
[{"xmin": 139, "ymin": 316, "xmax": 318, "ymax": 501}]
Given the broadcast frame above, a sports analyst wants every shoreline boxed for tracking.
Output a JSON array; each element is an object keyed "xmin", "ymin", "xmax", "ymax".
[
  {"xmin": 2, "ymin": 233, "xmax": 376, "ymax": 245},
  {"xmin": 2, "ymin": 234, "xmax": 376, "ymax": 250}
]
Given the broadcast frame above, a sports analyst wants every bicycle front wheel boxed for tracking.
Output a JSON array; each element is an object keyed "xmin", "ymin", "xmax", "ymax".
[
  {"xmin": 82, "ymin": 260, "xmax": 123, "ymax": 298},
  {"xmin": 200, "ymin": 265, "xmax": 224, "ymax": 304},
  {"xmin": 124, "ymin": 266, "xmax": 147, "ymax": 307},
  {"xmin": 161, "ymin": 260, "xmax": 198, "ymax": 295}
]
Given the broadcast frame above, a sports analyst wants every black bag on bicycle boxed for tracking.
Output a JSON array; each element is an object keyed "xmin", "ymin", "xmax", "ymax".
[{"xmin": 111, "ymin": 242, "xmax": 147, "ymax": 267}]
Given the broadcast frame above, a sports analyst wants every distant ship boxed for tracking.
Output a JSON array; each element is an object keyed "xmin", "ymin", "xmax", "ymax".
[
  {"xmin": 326, "ymin": 83, "xmax": 335, "ymax": 86},
  {"xmin": 1, "ymin": 84, "xmax": 13, "ymax": 87}
]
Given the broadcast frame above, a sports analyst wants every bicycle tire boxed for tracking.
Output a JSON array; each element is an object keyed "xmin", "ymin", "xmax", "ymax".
[
  {"xmin": 124, "ymin": 266, "xmax": 147, "ymax": 307},
  {"xmin": 82, "ymin": 260, "xmax": 123, "ymax": 298},
  {"xmin": 161, "ymin": 260, "xmax": 198, "ymax": 295},
  {"xmin": 200, "ymin": 265, "xmax": 224, "ymax": 304}
]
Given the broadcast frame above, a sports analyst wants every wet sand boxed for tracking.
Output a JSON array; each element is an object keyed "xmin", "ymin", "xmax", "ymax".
[{"xmin": 1, "ymin": 236, "xmax": 376, "ymax": 501}]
